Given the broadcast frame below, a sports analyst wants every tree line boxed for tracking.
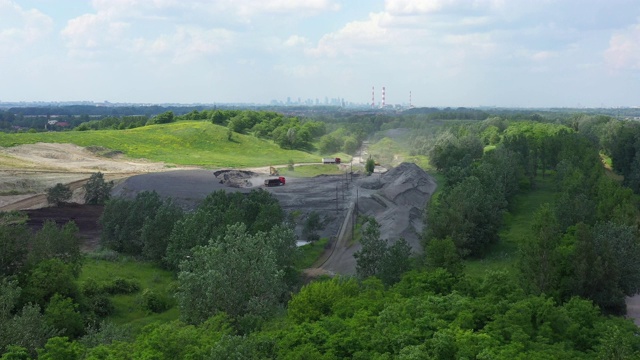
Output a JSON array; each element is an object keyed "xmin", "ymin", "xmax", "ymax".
[
  {"xmin": 9, "ymin": 268, "xmax": 639, "ymax": 358},
  {"xmin": 423, "ymin": 115, "xmax": 640, "ymax": 315}
]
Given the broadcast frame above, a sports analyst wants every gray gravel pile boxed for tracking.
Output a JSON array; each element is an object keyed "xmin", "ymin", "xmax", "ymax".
[
  {"xmin": 356, "ymin": 162, "xmax": 437, "ymax": 252},
  {"xmin": 213, "ymin": 170, "xmax": 257, "ymax": 188}
]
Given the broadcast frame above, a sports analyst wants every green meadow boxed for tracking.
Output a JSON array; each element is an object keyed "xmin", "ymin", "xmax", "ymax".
[
  {"xmin": 0, "ymin": 121, "xmax": 319, "ymax": 168},
  {"xmin": 79, "ymin": 257, "xmax": 179, "ymax": 330}
]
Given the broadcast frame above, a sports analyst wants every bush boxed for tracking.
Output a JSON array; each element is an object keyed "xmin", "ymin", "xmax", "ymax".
[
  {"xmin": 47, "ymin": 183, "xmax": 72, "ymax": 206},
  {"xmin": 365, "ymin": 158, "xmax": 375, "ymax": 175},
  {"xmin": 44, "ymin": 295, "xmax": 84, "ymax": 338},
  {"xmin": 84, "ymin": 172, "xmax": 114, "ymax": 205},
  {"xmin": 81, "ymin": 279, "xmax": 114, "ymax": 320},
  {"xmin": 85, "ymin": 293, "xmax": 114, "ymax": 319},
  {"xmin": 79, "ymin": 321, "xmax": 132, "ymax": 348},
  {"xmin": 140, "ymin": 289, "xmax": 168, "ymax": 314},
  {"xmin": 103, "ymin": 278, "xmax": 141, "ymax": 295},
  {"xmin": 147, "ymin": 111, "xmax": 174, "ymax": 125}
]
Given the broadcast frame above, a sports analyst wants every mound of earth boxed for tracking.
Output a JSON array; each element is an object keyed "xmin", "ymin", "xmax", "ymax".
[
  {"xmin": 1, "ymin": 143, "xmax": 171, "ymax": 173},
  {"xmin": 321, "ymin": 163, "xmax": 437, "ymax": 275},
  {"xmin": 213, "ymin": 170, "xmax": 257, "ymax": 188},
  {"xmin": 358, "ymin": 163, "xmax": 437, "ymax": 250}
]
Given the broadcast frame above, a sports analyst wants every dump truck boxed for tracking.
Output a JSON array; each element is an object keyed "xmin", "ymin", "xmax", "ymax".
[
  {"xmin": 322, "ymin": 157, "xmax": 341, "ymax": 164},
  {"xmin": 264, "ymin": 176, "xmax": 286, "ymax": 186}
]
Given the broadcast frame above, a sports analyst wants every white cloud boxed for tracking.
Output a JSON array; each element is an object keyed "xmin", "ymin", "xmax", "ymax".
[
  {"xmin": 605, "ymin": 24, "xmax": 640, "ymax": 71},
  {"xmin": 284, "ymin": 35, "xmax": 309, "ymax": 47},
  {"xmin": 60, "ymin": 0, "xmax": 340, "ymax": 62},
  {"xmin": 385, "ymin": 0, "xmax": 456, "ymax": 15},
  {"xmin": 62, "ymin": 1, "xmax": 238, "ymax": 62},
  {"xmin": 0, "ymin": 0, "xmax": 53, "ymax": 53},
  {"xmin": 62, "ymin": 13, "xmax": 128, "ymax": 50},
  {"xmin": 86, "ymin": 0, "xmax": 340, "ymax": 23},
  {"xmin": 274, "ymin": 64, "xmax": 319, "ymax": 78},
  {"xmin": 234, "ymin": 0, "xmax": 340, "ymax": 17},
  {"xmin": 306, "ymin": 12, "xmax": 390, "ymax": 57},
  {"xmin": 384, "ymin": 0, "xmax": 504, "ymax": 16},
  {"xmin": 531, "ymin": 51, "xmax": 555, "ymax": 62},
  {"xmin": 133, "ymin": 26, "xmax": 234, "ymax": 63}
]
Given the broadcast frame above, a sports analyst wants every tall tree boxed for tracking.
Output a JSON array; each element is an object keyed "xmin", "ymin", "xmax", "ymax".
[
  {"xmin": 177, "ymin": 223, "xmax": 292, "ymax": 324},
  {"xmin": 354, "ymin": 218, "xmax": 387, "ymax": 279},
  {"xmin": 83, "ymin": 172, "xmax": 113, "ymax": 205},
  {"xmin": 0, "ymin": 223, "xmax": 30, "ymax": 277},
  {"xmin": 46, "ymin": 183, "xmax": 72, "ymax": 207},
  {"xmin": 426, "ymin": 176, "xmax": 505, "ymax": 257},
  {"xmin": 518, "ymin": 204, "xmax": 561, "ymax": 296},
  {"xmin": 589, "ymin": 222, "xmax": 640, "ymax": 313},
  {"xmin": 354, "ymin": 218, "xmax": 412, "ymax": 285},
  {"xmin": 28, "ymin": 221, "xmax": 82, "ymax": 275},
  {"xmin": 165, "ymin": 190, "xmax": 284, "ymax": 270}
]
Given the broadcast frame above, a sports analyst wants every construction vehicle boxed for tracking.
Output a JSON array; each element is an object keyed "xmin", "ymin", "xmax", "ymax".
[
  {"xmin": 269, "ymin": 166, "xmax": 279, "ymax": 176},
  {"xmin": 322, "ymin": 157, "xmax": 341, "ymax": 164},
  {"xmin": 264, "ymin": 177, "xmax": 286, "ymax": 187}
]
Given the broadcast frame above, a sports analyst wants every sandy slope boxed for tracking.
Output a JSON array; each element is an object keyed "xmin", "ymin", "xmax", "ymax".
[{"xmin": 0, "ymin": 143, "xmax": 191, "ymax": 209}]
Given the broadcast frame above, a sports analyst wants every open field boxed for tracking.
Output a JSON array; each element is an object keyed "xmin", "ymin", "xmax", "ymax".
[
  {"xmin": 0, "ymin": 121, "xmax": 319, "ymax": 167},
  {"xmin": 79, "ymin": 258, "xmax": 179, "ymax": 329}
]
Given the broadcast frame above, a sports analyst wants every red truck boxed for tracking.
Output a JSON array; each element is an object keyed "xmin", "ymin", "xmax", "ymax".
[{"xmin": 264, "ymin": 177, "xmax": 286, "ymax": 186}]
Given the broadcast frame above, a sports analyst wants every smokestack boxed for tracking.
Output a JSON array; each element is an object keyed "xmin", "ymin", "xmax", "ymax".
[
  {"xmin": 381, "ymin": 86, "xmax": 386, "ymax": 108},
  {"xmin": 371, "ymin": 86, "xmax": 375, "ymax": 108}
]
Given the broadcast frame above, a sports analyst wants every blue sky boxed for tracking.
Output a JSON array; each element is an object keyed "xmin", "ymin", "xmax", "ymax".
[{"xmin": 1, "ymin": 0, "xmax": 639, "ymax": 107}]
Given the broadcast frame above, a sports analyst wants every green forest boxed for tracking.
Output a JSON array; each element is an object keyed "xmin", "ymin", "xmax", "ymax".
[{"xmin": 2, "ymin": 109, "xmax": 640, "ymax": 359}]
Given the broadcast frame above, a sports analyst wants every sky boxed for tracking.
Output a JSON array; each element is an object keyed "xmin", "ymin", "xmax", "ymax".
[{"xmin": 1, "ymin": 0, "xmax": 639, "ymax": 107}]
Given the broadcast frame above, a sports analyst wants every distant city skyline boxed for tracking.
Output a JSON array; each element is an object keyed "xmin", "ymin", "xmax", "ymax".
[{"xmin": 1, "ymin": 1, "xmax": 640, "ymax": 108}]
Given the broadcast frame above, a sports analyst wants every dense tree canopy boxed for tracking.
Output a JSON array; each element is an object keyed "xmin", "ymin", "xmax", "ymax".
[
  {"xmin": 165, "ymin": 189, "xmax": 285, "ymax": 270},
  {"xmin": 178, "ymin": 223, "xmax": 297, "ymax": 326}
]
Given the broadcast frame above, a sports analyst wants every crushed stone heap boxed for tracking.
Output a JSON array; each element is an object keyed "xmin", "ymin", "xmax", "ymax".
[
  {"xmin": 213, "ymin": 170, "xmax": 257, "ymax": 188},
  {"xmin": 356, "ymin": 162, "xmax": 437, "ymax": 252}
]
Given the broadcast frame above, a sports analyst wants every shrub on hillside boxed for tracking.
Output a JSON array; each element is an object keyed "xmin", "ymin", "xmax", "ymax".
[
  {"xmin": 84, "ymin": 172, "xmax": 114, "ymax": 205},
  {"xmin": 47, "ymin": 183, "xmax": 72, "ymax": 206},
  {"xmin": 365, "ymin": 158, "xmax": 375, "ymax": 175},
  {"xmin": 140, "ymin": 289, "xmax": 169, "ymax": 314},
  {"xmin": 103, "ymin": 278, "xmax": 141, "ymax": 295}
]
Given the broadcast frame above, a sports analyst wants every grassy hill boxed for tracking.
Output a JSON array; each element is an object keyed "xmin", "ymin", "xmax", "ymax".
[{"xmin": 0, "ymin": 121, "xmax": 320, "ymax": 168}]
